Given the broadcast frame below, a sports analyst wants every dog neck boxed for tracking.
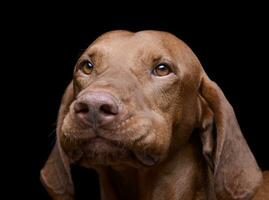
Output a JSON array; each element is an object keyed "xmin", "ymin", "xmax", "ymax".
[{"xmin": 97, "ymin": 143, "xmax": 210, "ymax": 200}]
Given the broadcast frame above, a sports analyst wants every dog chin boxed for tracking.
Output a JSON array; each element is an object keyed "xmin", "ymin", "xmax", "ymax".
[
  {"xmin": 68, "ymin": 138, "xmax": 160, "ymax": 168},
  {"xmin": 74, "ymin": 137, "xmax": 133, "ymax": 166},
  {"xmin": 81, "ymin": 137, "xmax": 124, "ymax": 154}
]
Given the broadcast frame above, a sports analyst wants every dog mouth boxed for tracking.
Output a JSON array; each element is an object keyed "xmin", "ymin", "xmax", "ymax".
[
  {"xmin": 81, "ymin": 137, "xmax": 159, "ymax": 166},
  {"xmin": 62, "ymin": 112, "xmax": 163, "ymax": 167},
  {"xmin": 63, "ymin": 135, "xmax": 160, "ymax": 167}
]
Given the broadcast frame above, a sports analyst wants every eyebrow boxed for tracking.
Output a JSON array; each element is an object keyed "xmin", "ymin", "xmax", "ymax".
[
  {"xmin": 80, "ymin": 50, "xmax": 102, "ymax": 64},
  {"xmin": 148, "ymin": 55, "xmax": 174, "ymax": 66}
]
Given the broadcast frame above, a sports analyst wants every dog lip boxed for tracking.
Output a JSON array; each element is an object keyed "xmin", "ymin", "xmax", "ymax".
[{"xmin": 133, "ymin": 151, "xmax": 160, "ymax": 167}]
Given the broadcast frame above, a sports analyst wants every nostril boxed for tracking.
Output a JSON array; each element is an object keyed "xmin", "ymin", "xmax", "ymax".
[
  {"xmin": 74, "ymin": 102, "xmax": 89, "ymax": 114},
  {"xmin": 79, "ymin": 107, "xmax": 89, "ymax": 114},
  {"xmin": 100, "ymin": 104, "xmax": 118, "ymax": 115}
]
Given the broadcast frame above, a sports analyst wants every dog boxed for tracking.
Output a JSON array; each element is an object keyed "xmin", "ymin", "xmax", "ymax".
[{"xmin": 41, "ymin": 30, "xmax": 268, "ymax": 199}]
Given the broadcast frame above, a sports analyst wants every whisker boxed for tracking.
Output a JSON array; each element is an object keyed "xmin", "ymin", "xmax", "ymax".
[
  {"xmin": 48, "ymin": 128, "xmax": 56, "ymax": 137},
  {"xmin": 48, "ymin": 128, "xmax": 57, "ymax": 148},
  {"xmin": 49, "ymin": 136, "xmax": 56, "ymax": 148}
]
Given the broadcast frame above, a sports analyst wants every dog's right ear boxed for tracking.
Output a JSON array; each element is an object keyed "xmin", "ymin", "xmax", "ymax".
[
  {"xmin": 40, "ymin": 82, "xmax": 75, "ymax": 200},
  {"xmin": 40, "ymin": 144, "xmax": 74, "ymax": 200}
]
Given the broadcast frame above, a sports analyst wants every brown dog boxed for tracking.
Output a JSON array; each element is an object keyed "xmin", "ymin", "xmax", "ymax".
[{"xmin": 41, "ymin": 30, "xmax": 268, "ymax": 200}]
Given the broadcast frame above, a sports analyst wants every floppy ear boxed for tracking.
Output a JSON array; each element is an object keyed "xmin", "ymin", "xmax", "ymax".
[
  {"xmin": 40, "ymin": 82, "xmax": 75, "ymax": 200},
  {"xmin": 198, "ymin": 74, "xmax": 262, "ymax": 200}
]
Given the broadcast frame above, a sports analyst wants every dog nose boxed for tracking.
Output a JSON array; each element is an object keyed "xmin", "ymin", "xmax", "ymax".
[{"xmin": 74, "ymin": 92, "xmax": 120, "ymax": 127}]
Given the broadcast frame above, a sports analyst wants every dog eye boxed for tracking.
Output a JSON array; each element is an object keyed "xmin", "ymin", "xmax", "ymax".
[
  {"xmin": 153, "ymin": 64, "xmax": 172, "ymax": 76},
  {"xmin": 81, "ymin": 61, "xmax": 94, "ymax": 75}
]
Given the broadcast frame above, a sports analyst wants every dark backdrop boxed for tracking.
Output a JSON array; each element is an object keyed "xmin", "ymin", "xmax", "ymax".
[{"xmin": 5, "ymin": 4, "xmax": 268, "ymax": 200}]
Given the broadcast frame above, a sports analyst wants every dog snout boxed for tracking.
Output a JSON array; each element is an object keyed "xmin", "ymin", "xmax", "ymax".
[{"xmin": 74, "ymin": 92, "xmax": 120, "ymax": 127}]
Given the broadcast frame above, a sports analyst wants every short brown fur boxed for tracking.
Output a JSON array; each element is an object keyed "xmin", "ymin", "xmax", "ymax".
[{"xmin": 41, "ymin": 30, "xmax": 268, "ymax": 200}]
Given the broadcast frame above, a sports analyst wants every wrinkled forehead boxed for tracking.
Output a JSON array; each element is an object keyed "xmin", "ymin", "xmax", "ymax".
[
  {"xmin": 82, "ymin": 31, "xmax": 203, "ymax": 78},
  {"xmin": 84, "ymin": 31, "xmax": 187, "ymax": 61}
]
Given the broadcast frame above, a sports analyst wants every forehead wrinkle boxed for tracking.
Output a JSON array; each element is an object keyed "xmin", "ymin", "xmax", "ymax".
[{"xmin": 137, "ymin": 47, "xmax": 173, "ymax": 68}]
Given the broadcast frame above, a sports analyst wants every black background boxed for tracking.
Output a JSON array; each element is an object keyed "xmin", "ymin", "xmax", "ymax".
[{"xmin": 4, "ymin": 3, "xmax": 268, "ymax": 200}]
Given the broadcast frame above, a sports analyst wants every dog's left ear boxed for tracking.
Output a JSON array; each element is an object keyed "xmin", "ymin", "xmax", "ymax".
[
  {"xmin": 198, "ymin": 74, "xmax": 262, "ymax": 200},
  {"xmin": 40, "ymin": 82, "xmax": 75, "ymax": 200}
]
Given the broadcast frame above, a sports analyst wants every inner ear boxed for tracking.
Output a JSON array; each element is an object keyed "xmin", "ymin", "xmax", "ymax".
[{"xmin": 198, "ymin": 95, "xmax": 216, "ymax": 171}]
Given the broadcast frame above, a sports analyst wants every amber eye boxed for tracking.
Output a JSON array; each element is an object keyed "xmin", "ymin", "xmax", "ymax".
[
  {"xmin": 81, "ymin": 61, "xmax": 94, "ymax": 74},
  {"xmin": 153, "ymin": 64, "xmax": 172, "ymax": 76}
]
